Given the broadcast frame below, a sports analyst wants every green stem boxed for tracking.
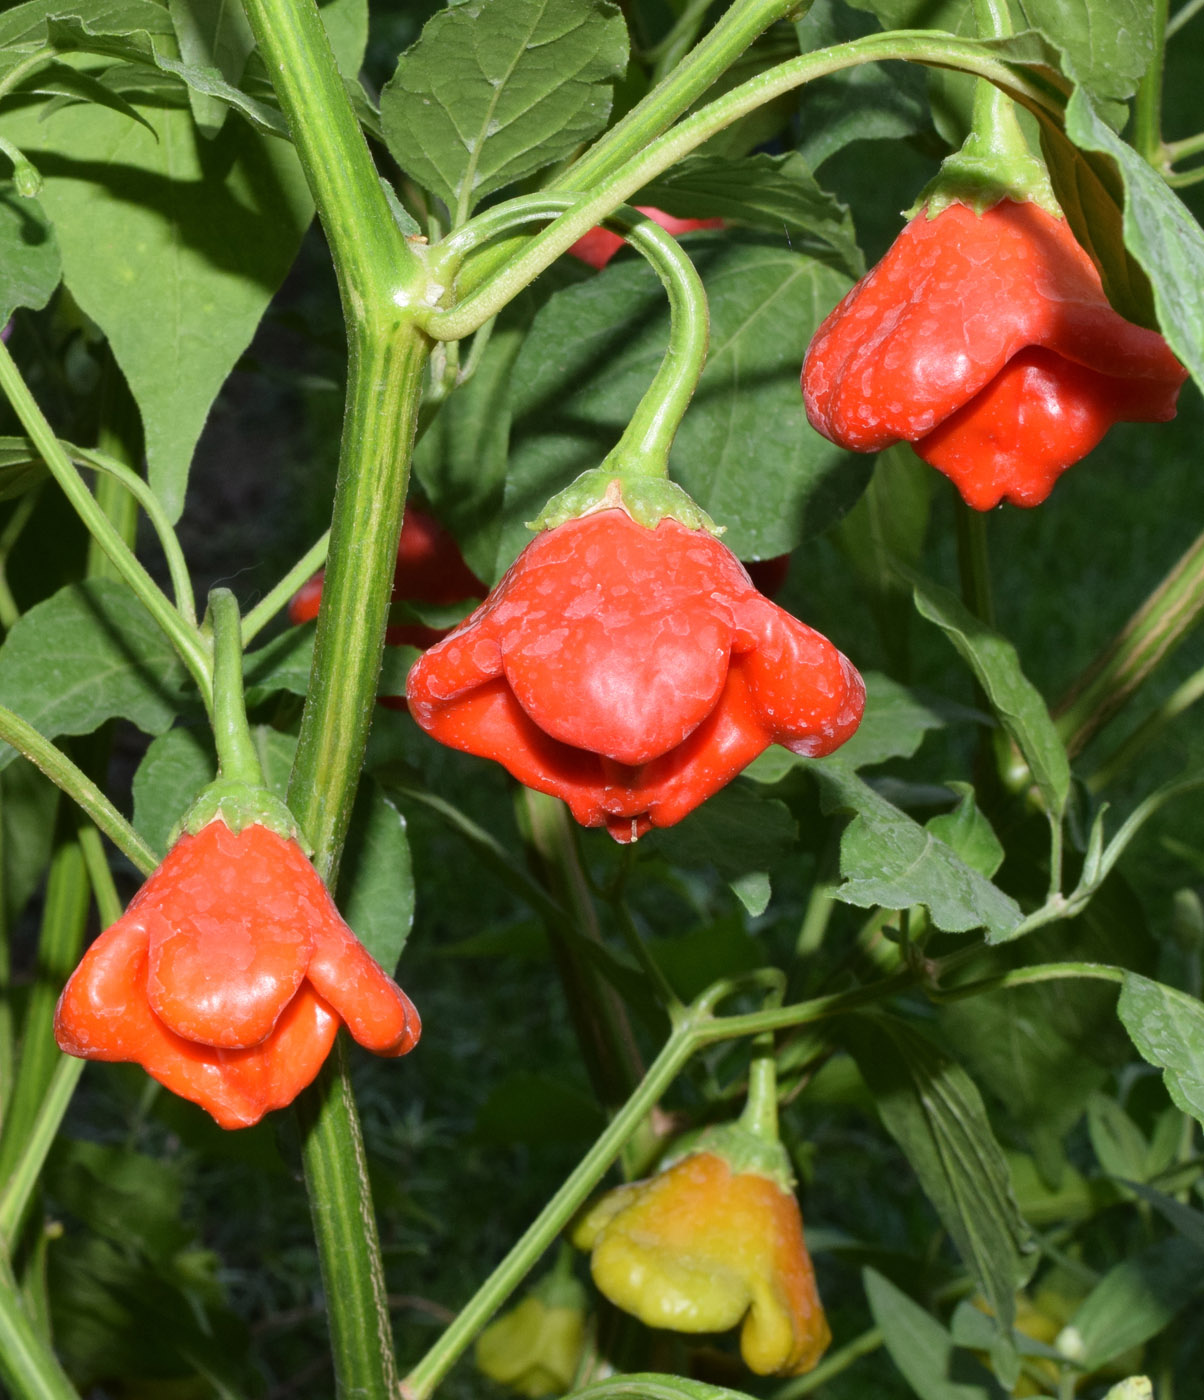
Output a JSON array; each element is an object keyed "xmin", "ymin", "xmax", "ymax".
[
  {"xmin": 1166, "ymin": 129, "xmax": 1204, "ymax": 164},
  {"xmin": 0, "ymin": 1254, "xmax": 79, "ymax": 1400},
  {"xmin": 402, "ymin": 1022, "xmax": 698, "ymax": 1400},
  {"xmin": 69, "ymin": 444, "xmax": 195, "ymax": 625},
  {"xmin": 0, "ymin": 819, "xmax": 89, "ymax": 1212},
  {"xmin": 207, "ymin": 589, "xmax": 263, "ymax": 786},
  {"xmin": 647, "ymin": 0, "xmax": 722, "ymax": 81},
  {"xmin": 615, "ymin": 898, "xmax": 682, "ymax": 1013},
  {"xmin": 0, "ymin": 341, "xmax": 211, "ymax": 702},
  {"xmin": 237, "ymin": 0, "xmax": 434, "ymax": 1392},
  {"xmin": 1055, "ymin": 527, "xmax": 1204, "ymax": 757},
  {"xmin": 1088, "ymin": 663, "xmax": 1204, "ymax": 791},
  {"xmin": 293, "ymin": 1041, "xmax": 399, "ymax": 1399},
  {"xmin": 955, "ymin": 501, "xmax": 995, "ymax": 628},
  {"xmin": 0, "ymin": 486, "xmax": 42, "ymax": 634},
  {"xmin": 929, "ymin": 960, "xmax": 1124, "ymax": 1003},
  {"xmin": 1134, "ymin": 0, "xmax": 1169, "ymax": 166},
  {"xmin": 431, "ymin": 32, "xmax": 1062, "ymax": 340},
  {"xmin": 84, "ymin": 349, "xmax": 143, "ymax": 588},
  {"xmin": 740, "ymin": 1041, "xmax": 780, "ymax": 1142},
  {"xmin": 0, "ymin": 704, "xmax": 155, "ymax": 874},
  {"xmin": 1167, "ymin": 0, "xmax": 1204, "ymax": 37},
  {"xmin": 433, "ymin": 201, "xmax": 708, "ymax": 478},
  {"xmin": 241, "ymin": 530, "xmax": 329, "ymax": 644},
  {"xmin": 564, "ymin": 0, "xmax": 802, "ymax": 191},
  {"xmin": 0, "ymin": 1055, "xmax": 84, "ymax": 1250}
]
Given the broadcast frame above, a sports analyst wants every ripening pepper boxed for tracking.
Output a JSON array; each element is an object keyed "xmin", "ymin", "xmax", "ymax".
[
  {"xmin": 289, "ymin": 501, "xmax": 486, "ymax": 648},
  {"xmin": 802, "ymin": 199, "xmax": 1187, "ymax": 509},
  {"xmin": 568, "ymin": 207, "xmax": 724, "ymax": 270},
  {"xmin": 406, "ymin": 506, "xmax": 864, "ymax": 843},
  {"xmin": 571, "ymin": 1149, "xmax": 830, "ymax": 1376},
  {"xmin": 475, "ymin": 1270, "xmax": 588, "ymax": 1397},
  {"xmin": 54, "ymin": 819, "xmax": 420, "ymax": 1129}
]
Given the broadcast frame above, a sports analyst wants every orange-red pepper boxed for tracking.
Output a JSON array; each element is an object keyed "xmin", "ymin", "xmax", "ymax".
[
  {"xmin": 55, "ymin": 820, "xmax": 420, "ymax": 1129},
  {"xmin": 802, "ymin": 199, "xmax": 1187, "ymax": 509},
  {"xmin": 406, "ymin": 507, "xmax": 863, "ymax": 842}
]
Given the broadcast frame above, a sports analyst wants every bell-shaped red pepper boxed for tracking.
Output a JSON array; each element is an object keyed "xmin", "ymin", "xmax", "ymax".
[
  {"xmin": 55, "ymin": 820, "xmax": 420, "ymax": 1129},
  {"xmin": 802, "ymin": 199, "xmax": 1187, "ymax": 509},
  {"xmin": 406, "ymin": 508, "xmax": 864, "ymax": 843}
]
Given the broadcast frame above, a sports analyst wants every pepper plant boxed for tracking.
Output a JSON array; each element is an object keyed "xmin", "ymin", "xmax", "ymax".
[{"xmin": 1, "ymin": 0, "xmax": 1203, "ymax": 1397}]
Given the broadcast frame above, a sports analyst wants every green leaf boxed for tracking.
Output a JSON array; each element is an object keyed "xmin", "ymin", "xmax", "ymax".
[
  {"xmin": 649, "ymin": 915, "xmax": 768, "ymax": 1003},
  {"xmin": 844, "ymin": 1016, "xmax": 1036, "ymax": 1378},
  {"xmin": 1118, "ymin": 972, "xmax": 1204, "ymax": 1129},
  {"xmin": 0, "ymin": 0, "xmax": 173, "ymax": 50},
  {"xmin": 2, "ymin": 84, "xmax": 313, "ymax": 521},
  {"xmin": 0, "ymin": 184, "xmax": 60, "ymax": 323},
  {"xmin": 927, "ymin": 785, "xmax": 1004, "ymax": 880},
  {"xmin": 1017, "ymin": 0, "xmax": 1152, "ymax": 106},
  {"xmin": 834, "ymin": 444, "xmax": 934, "ymax": 596},
  {"xmin": 645, "ymin": 780, "xmax": 795, "ymax": 884},
  {"xmin": 475, "ymin": 1070, "xmax": 604, "ymax": 1147},
  {"xmin": 244, "ymin": 626, "xmax": 315, "ymax": 698},
  {"xmin": 23, "ymin": 59, "xmax": 157, "ymax": 132},
  {"xmin": 168, "ymin": 0, "xmax": 256, "ymax": 137},
  {"xmin": 0, "ymin": 438, "xmax": 46, "ymax": 500},
  {"xmin": 1120, "ymin": 1179, "xmax": 1204, "ymax": 1254},
  {"xmin": 337, "ymin": 779, "xmax": 413, "ymax": 975},
  {"xmin": 813, "ymin": 764, "xmax": 1022, "ymax": 938},
  {"xmin": 318, "ymin": 0, "xmax": 369, "ymax": 79},
  {"xmin": 567, "ymin": 1375, "xmax": 758, "ymax": 1400},
  {"xmin": 1059, "ymin": 1237, "xmax": 1204, "ymax": 1370},
  {"xmin": 131, "ymin": 725, "xmax": 214, "ymax": 856},
  {"xmin": 1057, "ymin": 83, "xmax": 1204, "ymax": 394},
  {"xmin": 380, "ymin": 0, "xmax": 627, "ymax": 220},
  {"xmin": 499, "ymin": 233, "xmax": 861, "ymax": 568},
  {"xmin": 863, "ymin": 1266, "xmax": 1005, "ymax": 1400},
  {"xmin": 0, "ymin": 579, "xmax": 190, "ymax": 769},
  {"xmin": 1, "ymin": 758, "xmax": 57, "ymax": 929},
  {"xmin": 1086, "ymin": 1092, "xmax": 1150, "ymax": 1185},
  {"xmin": 909, "ymin": 573, "xmax": 1070, "ymax": 822},
  {"xmin": 636, "ymin": 152, "xmax": 864, "ymax": 278}
]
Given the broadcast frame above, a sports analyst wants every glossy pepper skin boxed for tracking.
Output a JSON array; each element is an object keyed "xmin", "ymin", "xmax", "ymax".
[
  {"xmin": 802, "ymin": 199, "xmax": 1187, "ymax": 509},
  {"xmin": 571, "ymin": 1151, "xmax": 830, "ymax": 1376},
  {"xmin": 54, "ymin": 820, "xmax": 420, "ymax": 1129},
  {"xmin": 568, "ymin": 207, "xmax": 724, "ymax": 270},
  {"xmin": 406, "ymin": 508, "xmax": 864, "ymax": 843}
]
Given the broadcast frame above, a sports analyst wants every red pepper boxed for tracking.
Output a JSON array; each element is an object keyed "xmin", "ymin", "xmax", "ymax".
[
  {"xmin": 802, "ymin": 199, "xmax": 1187, "ymax": 509},
  {"xmin": 568, "ymin": 207, "xmax": 724, "ymax": 270},
  {"xmin": 289, "ymin": 502, "xmax": 486, "ymax": 648},
  {"xmin": 406, "ymin": 508, "xmax": 864, "ymax": 843},
  {"xmin": 54, "ymin": 820, "xmax": 420, "ymax": 1129}
]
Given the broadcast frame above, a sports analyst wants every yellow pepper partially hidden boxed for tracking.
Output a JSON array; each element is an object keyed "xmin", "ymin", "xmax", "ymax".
[
  {"xmin": 475, "ymin": 1289, "xmax": 586, "ymax": 1398},
  {"xmin": 571, "ymin": 1150, "xmax": 830, "ymax": 1376}
]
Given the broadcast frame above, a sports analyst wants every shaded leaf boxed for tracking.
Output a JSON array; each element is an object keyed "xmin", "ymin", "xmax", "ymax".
[
  {"xmin": 475, "ymin": 1070, "xmax": 604, "ymax": 1147},
  {"xmin": 3, "ymin": 83, "xmax": 313, "ymax": 521},
  {"xmin": 380, "ymin": 0, "xmax": 626, "ymax": 220},
  {"xmin": 637, "ymin": 151, "xmax": 864, "ymax": 277},
  {"xmin": 0, "ymin": 184, "xmax": 60, "ymax": 324},
  {"xmin": 131, "ymin": 725, "xmax": 214, "ymax": 856},
  {"xmin": 1118, "ymin": 972, "xmax": 1204, "ymax": 1128},
  {"xmin": 168, "ymin": 0, "xmax": 256, "ymax": 137},
  {"xmin": 567, "ymin": 1376, "xmax": 757, "ymax": 1400},
  {"xmin": 1060, "ymin": 1237, "xmax": 1204, "ymax": 1370},
  {"xmin": 645, "ymin": 779, "xmax": 795, "ymax": 886},
  {"xmin": 909, "ymin": 572, "xmax": 1070, "ymax": 822},
  {"xmin": 0, "ymin": 579, "xmax": 190, "ymax": 770},
  {"xmin": 813, "ymin": 764, "xmax": 1022, "ymax": 938},
  {"xmin": 337, "ymin": 779, "xmax": 413, "ymax": 975},
  {"xmin": 0, "ymin": 0, "xmax": 173, "ymax": 51},
  {"xmin": 844, "ymin": 1015, "xmax": 1036, "ymax": 1375},
  {"xmin": 864, "ymin": 1266, "xmax": 1005, "ymax": 1400},
  {"xmin": 927, "ymin": 785, "xmax": 1004, "ymax": 880}
]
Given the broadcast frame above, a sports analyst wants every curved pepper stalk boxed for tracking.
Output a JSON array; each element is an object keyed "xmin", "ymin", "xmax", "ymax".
[
  {"xmin": 802, "ymin": 199, "xmax": 1187, "ymax": 510},
  {"xmin": 405, "ymin": 506, "xmax": 865, "ymax": 843}
]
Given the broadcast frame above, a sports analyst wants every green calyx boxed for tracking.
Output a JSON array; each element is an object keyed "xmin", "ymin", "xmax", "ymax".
[
  {"xmin": 659, "ymin": 1122, "xmax": 795, "ymax": 1196},
  {"xmin": 174, "ymin": 778, "xmax": 312, "ymax": 852},
  {"xmin": 909, "ymin": 81, "xmax": 1059, "ymax": 220},
  {"xmin": 530, "ymin": 1268, "xmax": 588, "ymax": 1313},
  {"xmin": 531, "ymin": 470, "xmax": 721, "ymax": 535}
]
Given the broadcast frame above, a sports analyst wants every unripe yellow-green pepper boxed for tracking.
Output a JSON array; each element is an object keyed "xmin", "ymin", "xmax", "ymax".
[
  {"xmin": 475, "ymin": 1268, "xmax": 587, "ymax": 1397},
  {"xmin": 570, "ymin": 1144, "xmax": 830, "ymax": 1376}
]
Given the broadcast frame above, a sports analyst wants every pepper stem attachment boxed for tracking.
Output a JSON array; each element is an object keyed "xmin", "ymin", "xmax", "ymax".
[
  {"xmin": 911, "ymin": 0, "xmax": 1058, "ymax": 218},
  {"xmin": 435, "ymin": 195, "xmax": 714, "ymax": 532},
  {"xmin": 209, "ymin": 587, "xmax": 265, "ymax": 789},
  {"xmin": 740, "ymin": 1035, "xmax": 780, "ymax": 1145}
]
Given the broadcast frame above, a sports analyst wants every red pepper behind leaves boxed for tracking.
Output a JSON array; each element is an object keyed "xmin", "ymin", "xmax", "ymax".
[
  {"xmin": 406, "ymin": 509, "xmax": 863, "ymax": 843},
  {"xmin": 568, "ymin": 207, "xmax": 724, "ymax": 270},
  {"xmin": 289, "ymin": 502, "xmax": 486, "ymax": 647},
  {"xmin": 802, "ymin": 199, "xmax": 1186, "ymax": 509},
  {"xmin": 55, "ymin": 820, "xmax": 420, "ymax": 1129}
]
